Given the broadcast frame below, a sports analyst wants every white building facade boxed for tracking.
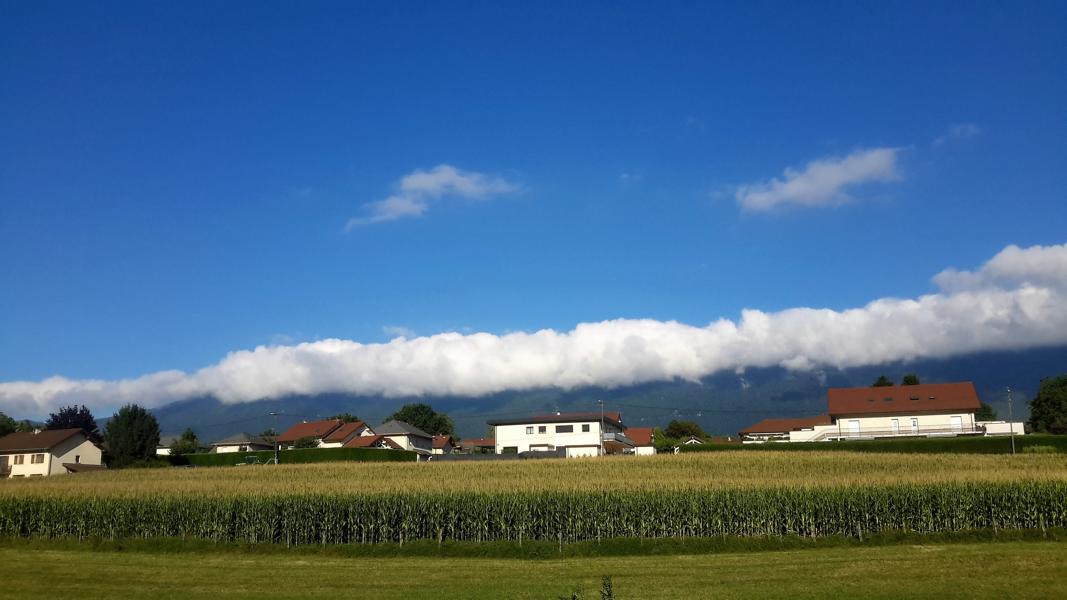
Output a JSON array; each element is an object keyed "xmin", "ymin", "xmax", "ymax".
[
  {"xmin": 488, "ymin": 412, "xmax": 635, "ymax": 457},
  {"xmin": 0, "ymin": 429, "xmax": 104, "ymax": 478}
]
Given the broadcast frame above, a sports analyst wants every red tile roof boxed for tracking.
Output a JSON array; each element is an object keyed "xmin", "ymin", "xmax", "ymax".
[
  {"xmin": 323, "ymin": 421, "xmax": 368, "ymax": 443},
  {"xmin": 277, "ymin": 419, "xmax": 342, "ymax": 443},
  {"xmin": 827, "ymin": 382, "xmax": 980, "ymax": 417},
  {"xmin": 0, "ymin": 429, "xmax": 86, "ymax": 452},
  {"xmin": 343, "ymin": 435, "xmax": 403, "ymax": 450},
  {"xmin": 739, "ymin": 415, "xmax": 832, "ymax": 435},
  {"xmin": 460, "ymin": 437, "xmax": 495, "ymax": 448},
  {"xmin": 432, "ymin": 435, "xmax": 454, "ymax": 449},
  {"xmin": 625, "ymin": 427, "xmax": 654, "ymax": 446}
]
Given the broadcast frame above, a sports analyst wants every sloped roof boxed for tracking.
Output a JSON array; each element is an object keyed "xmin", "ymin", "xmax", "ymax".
[
  {"xmin": 625, "ymin": 427, "xmax": 654, "ymax": 446},
  {"xmin": 487, "ymin": 412, "xmax": 624, "ymax": 429},
  {"xmin": 432, "ymin": 434, "xmax": 454, "ymax": 449},
  {"xmin": 739, "ymin": 415, "xmax": 832, "ymax": 435},
  {"xmin": 460, "ymin": 437, "xmax": 495, "ymax": 448},
  {"xmin": 210, "ymin": 432, "xmax": 273, "ymax": 447},
  {"xmin": 323, "ymin": 421, "xmax": 368, "ymax": 443},
  {"xmin": 0, "ymin": 429, "xmax": 85, "ymax": 452},
  {"xmin": 376, "ymin": 420, "xmax": 432, "ymax": 438},
  {"xmin": 828, "ymin": 382, "xmax": 981, "ymax": 417},
  {"xmin": 343, "ymin": 435, "xmax": 403, "ymax": 450},
  {"xmin": 157, "ymin": 436, "xmax": 181, "ymax": 448},
  {"xmin": 277, "ymin": 419, "xmax": 343, "ymax": 443}
]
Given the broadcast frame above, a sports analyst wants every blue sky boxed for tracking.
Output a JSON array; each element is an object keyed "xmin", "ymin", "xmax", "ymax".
[{"xmin": 1, "ymin": 2, "xmax": 1066, "ymax": 413}]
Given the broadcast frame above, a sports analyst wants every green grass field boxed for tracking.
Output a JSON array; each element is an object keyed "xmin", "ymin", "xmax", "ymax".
[{"xmin": 0, "ymin": 538, "xmax": 1063, "ymax": 599}]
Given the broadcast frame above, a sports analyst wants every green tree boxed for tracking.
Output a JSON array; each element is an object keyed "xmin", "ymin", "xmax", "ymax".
[
  {"xmin": 328, "ymin": 413, "xmax": 361, "ymax": 423},
  {"xmin": 664, "ymin": 419, "xmax": 705, "ymax": 439},
  {"xmin": 45, "ymin": 404, "xmax": 101, "ymax": 442},
  {"xmin": 386, "ymin": 403, "xmax": 455, "ymax": 436},
  {"xmin": 652, "ymin": 426, "xmax": 679, "ymax": 451},
  {"xmin": 0, "ymin": 412, "xmax": 16, "ymax": 437},
  {"xmin": 169, "ymin": 427, "xmax": 200, "ymax": 455},
  {"xmin": 293, "ymin": 435, "xmax": 319, "ymax": 449},
  {"xmin": 872, "ymin": 375, "xmax": 894, "ymax": 387},
  {"xmin": 901, "ymin": 374, "xmax": 921, "ymax": 386},
  {"xmin": 1029, "ymin": 375, "xmax": 1067, "ymax": 434},
  {"xmin": 14, "ymin": 420, "xmax": 36, "ymax": 433},
  {"xmin": 975, "ymin": 402, "xmax": 998, "ymax": 421},
  {"xmin": 104, "ymin": 404, "xmax": 161, "ymax": 467},
  {"xmin": 259, "ymin": 428, "xmax": 278, "ymax": 442}
]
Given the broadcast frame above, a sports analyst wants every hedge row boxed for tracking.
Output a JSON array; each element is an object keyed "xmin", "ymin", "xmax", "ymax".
[
  {"xmin": 1, "ymin": 481, "xmax": 1064, "ymax": 545},
  {"xmin": 679, "ymin": 434, "xmax": 1067, "ymax": 454},
  {"xmin": 170, "ymin": 447, "xmax": 417, "ymax": 467}
]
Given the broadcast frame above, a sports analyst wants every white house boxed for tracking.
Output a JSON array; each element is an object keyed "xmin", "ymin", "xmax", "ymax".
[
  {"xmin": 740, "ymin": 382, "xmax": 1026, "ymax": 443},
  {"xmin": 373, "ymin": 420, "xmax": 433, "ymax": 455},
  {"xmin": 209, "ymin": 432, "xmax": 275, "ymax": 453},
  {"xmin": 0, "ymin": 429, "xmax": 104, "ymax": 478},
  {"xmin": 319, "ymin": 421, "xmax": 374, "ymax": 448},
  {"xmin": 431, "ymin": 434, "xmax": 456, "ymax": 455},
  {"xmin": 155, "ymin": 435, "xmax": 180, "ymax": 456},
  {"xmin": 487, "ymin": 412, "xmax": 636, "ymax": 457},
  {"xmin": 625, "ymin": 427, "xmax": 657, "ymax": 456}
]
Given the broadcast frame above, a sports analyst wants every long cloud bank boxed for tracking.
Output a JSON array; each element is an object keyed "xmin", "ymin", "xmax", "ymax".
[{"xmin": 2, "ymin": 243, "xmax": 1066, "ymax": 417}]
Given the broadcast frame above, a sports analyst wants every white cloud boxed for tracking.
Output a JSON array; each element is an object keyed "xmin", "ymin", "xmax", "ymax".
[
  {"xmin": 934, "ymin": 123, "xmax": 982, "ymax": 146},
  {"xmin": 933, "ymin": 243, "xmax": 1067, "ymax": 292},
  {"xmin": 3, "ymin": 243, "xmax": 1067, "ymax": 418},
  {"xmin": 346, "ymin": 164, "xmax": 518, "ymax": 228},
  {"xmin": 734, "ymin": 147, "xmax": 900, "ymax": 211}
]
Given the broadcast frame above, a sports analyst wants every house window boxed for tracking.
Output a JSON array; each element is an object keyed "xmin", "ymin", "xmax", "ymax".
[
  {"xmin": 538, "ymin": 426, "xmax": 546, "ymax": 434},
  {"xmin": 581, "ymin": 424, "xmax": 590, "ymax": 432},
  {"xmin": 14, "ymin": 455, "xmax": 24, "ymax": 465},
  {"xmin": 525, "ymin": 426, "xmax": 534, "ymax": 435},
  {"xmin": 31, "ymin": 454, "xmax": 44, "ymax": 464},
  {"xmin": 556, "ymin": 425, "xmax": 573, "ymax": 433},
  {"xmin": 75, "ymin": 455, "xmax": 81, "ymax": 464}
]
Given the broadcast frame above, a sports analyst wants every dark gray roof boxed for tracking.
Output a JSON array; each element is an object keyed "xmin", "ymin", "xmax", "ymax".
[
  {"xmin": 0, "ymin": 429, "xmax": 86, "ymax": 452},
  {"xmin": 157, "ymin": 436, "xmax": 180, "ymax": 448},
  {"xmin": 376, "ymin": 420, "xmax": 432, "ymax": 438},
  {"xmin": 210, "ymin": 432, "xmax": 272, "ymax": 446}
]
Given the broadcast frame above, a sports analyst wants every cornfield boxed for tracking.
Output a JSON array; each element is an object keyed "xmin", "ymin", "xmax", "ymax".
[
  {"xmin": 1, "ymin": 453, "xmax": 1065, "ymax": 545},
  {"xmin": 0, "ymin": 482, "xmax": 1063, "ymax": 545}
]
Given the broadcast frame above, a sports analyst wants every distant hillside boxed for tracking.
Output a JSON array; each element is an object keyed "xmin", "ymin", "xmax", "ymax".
[{"xmin": 150, "ymin": 345, "xmax": 1067, "ymax": 442}]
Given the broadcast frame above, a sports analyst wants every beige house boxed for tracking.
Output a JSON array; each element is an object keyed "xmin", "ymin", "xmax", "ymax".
[
  {"xmin": 374, "ymin": 420, "xmax": 433, "ymax": 455},
  {"xmin": 0, "ymin": 429, "xmax": 104, "ymax": 477}
]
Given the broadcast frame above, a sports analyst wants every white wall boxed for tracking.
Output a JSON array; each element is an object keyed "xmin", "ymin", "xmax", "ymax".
[
  {"xmin": 2, "ymin": 435, "xmax": 101, "ymax": 478},
  {"xmin": 385, "ymin": 434, "xmax": 432, "ymax": 453},
  {"xmin": 979, "ymin": 421, "xmax": 1027, "ymax": 435},
  {"xmin": 634, "ymin": 446, "xmax": 656, "ymax": 456},
  {"xmin": 494, "ymin": 420, "xmax": 623, "ymax": 455},
  {"xmin": 786, "ymin": 413, "xmax": 979, "ymax": 442}
]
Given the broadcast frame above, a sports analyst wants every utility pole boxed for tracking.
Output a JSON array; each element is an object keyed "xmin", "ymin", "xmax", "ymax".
[
  {"xmin": 598, "ymin": 399, "xmax": 604, "ymax": 457},
  {"xmin": 1006, "ymin": 387, "xmax": 1016, "ymax": 455},
  {"xmin": 269, "ymin": 411, "xmax": 280, "ymax": 465}
]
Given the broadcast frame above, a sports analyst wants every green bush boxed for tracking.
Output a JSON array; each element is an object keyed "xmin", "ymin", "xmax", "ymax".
[
  {"xmin": 1021, "ymin": 445, "xmax": 1059, "ymax": 454},
  {"xmin": 171, "ymin": 447, "xmax": 416, "ymax": 467}
]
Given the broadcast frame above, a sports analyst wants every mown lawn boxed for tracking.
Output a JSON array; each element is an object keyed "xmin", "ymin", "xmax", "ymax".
[{"xmin": 0, "ymin": 540, "xmax": 1062, "ymax": 599}]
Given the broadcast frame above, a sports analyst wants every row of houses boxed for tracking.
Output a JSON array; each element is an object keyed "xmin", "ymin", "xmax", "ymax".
[
  {"xmin": 739, "ymin": 381, "xmax": 1025, "ymax": 443},
  {"xmin": 159, "ymin": 418, "xmax": 446, "ymax": 457}
]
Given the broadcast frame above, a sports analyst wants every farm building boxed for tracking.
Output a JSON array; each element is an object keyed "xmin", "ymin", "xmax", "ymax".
[
  {"xmin": 487, "ymin": 412, "xmax": 646, "ymax": 457},
  {"xmin": 0, "ymin": 429, "xmax": 104, "ymax": 478},
  {"xmin": 739, "ymin": 382, "xmax": 1025, "ymax": 443}
]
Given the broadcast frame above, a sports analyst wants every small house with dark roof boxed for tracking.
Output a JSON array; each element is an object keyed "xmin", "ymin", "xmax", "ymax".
[
  {"xmin": 375, "ymin": 420, "xmax": 433, "ymax": 454},
  {"xmin": 209, "ymin": 432, "xmax": 275, "ymax": 454},
  {"xmin": 156, "ymin": 435, "xmax": 181, "ymax": 456},
  {"xmin": 0, "ymin": 429, "xmax": 103, "ymax": 478}
]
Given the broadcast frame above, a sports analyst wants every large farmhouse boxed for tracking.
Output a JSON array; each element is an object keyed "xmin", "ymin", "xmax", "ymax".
[
  {"xmin": 0, "ymin": 429, "xmax": 104, "ymax": 477},
  {"xmin": 488, "ymin": 411, "xmax": 652, "ymax": 457},
  {"xmin": 740, "ymin": 382, "xmax": 1023, "ymax": 443}
]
